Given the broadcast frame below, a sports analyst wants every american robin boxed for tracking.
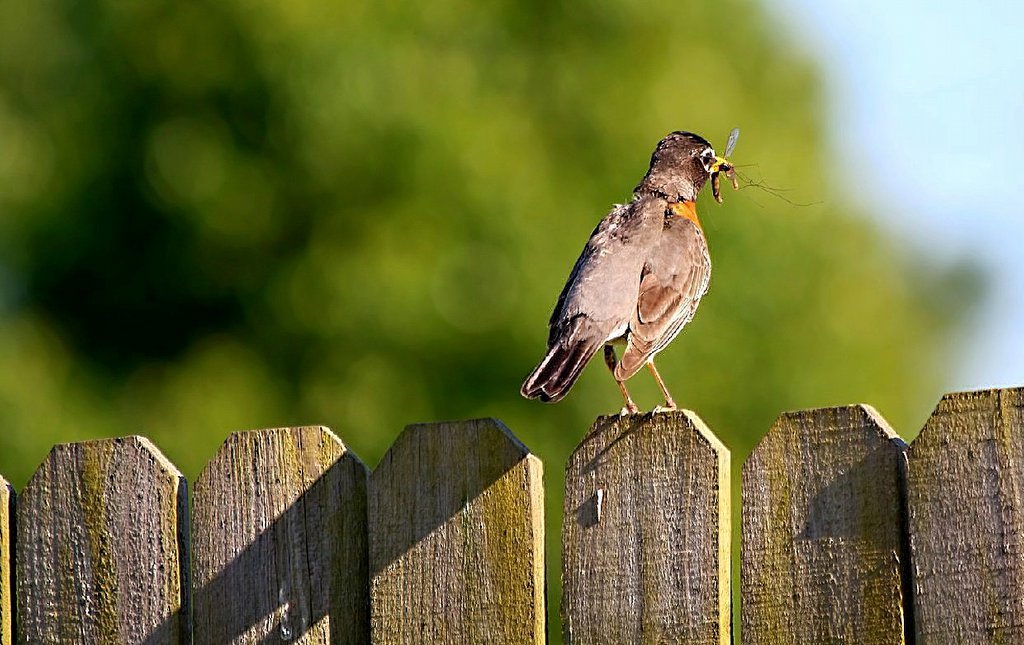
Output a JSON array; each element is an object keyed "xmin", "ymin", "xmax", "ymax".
[{"xmin": 521, "ymin": 131, "xmax": 735, "ymax": 413}]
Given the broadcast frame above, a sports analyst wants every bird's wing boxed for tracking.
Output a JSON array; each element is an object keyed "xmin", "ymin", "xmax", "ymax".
[
  {"xmin": 522, "ymin": 195, "xmax": 665, "ymax": 402},
  {"xmin": 615, "ymin": 216, "xmax": 710, "ymax": 379},
  {"xmin": 546, "ymin": 196, "xmax": 664, "ymax": 344}
]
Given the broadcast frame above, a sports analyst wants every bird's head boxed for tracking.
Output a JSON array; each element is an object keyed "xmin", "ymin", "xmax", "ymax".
[{"xmin": 635, "ymin": 131, "xmax": 732, "ymax": 202}]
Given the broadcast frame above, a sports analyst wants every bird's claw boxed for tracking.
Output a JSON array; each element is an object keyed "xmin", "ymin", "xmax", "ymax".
[
  {"xmin": 619, "ymin": 404, "xmax": 640, "ymax": 416},
  {"xmin": 652, "ymin": 403, "xmax": 678, "ymax": 414}
]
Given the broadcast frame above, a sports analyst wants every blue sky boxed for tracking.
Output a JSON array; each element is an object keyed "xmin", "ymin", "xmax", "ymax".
[{"xmin": 768, "ymin": 0, "xmax": 1024, "ymax": 391}]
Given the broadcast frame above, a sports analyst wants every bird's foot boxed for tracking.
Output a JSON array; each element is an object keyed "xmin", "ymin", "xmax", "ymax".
[
  {"xmin": 652, "ymin": 402, "xmax": 678, "ymax": 414},
  {"xmin": 619, "ymin": 403, "xmax": 640, "ymax": 416}
]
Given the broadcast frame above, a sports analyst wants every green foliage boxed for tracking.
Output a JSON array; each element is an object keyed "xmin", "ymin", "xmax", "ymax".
[{"xmin": 0, "ymin": 0, "xmax": 972, "ymax": 638}]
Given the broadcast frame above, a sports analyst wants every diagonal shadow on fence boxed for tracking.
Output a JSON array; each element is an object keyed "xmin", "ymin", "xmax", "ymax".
[
  {"xmin": 368, "ymin": 419, "xmax": 533, "ymax": 576},
  {"xmin": 140, "ymin": 420, "xmax": 537, "ymax": 645},
  {"xmin": 144, "ymin": 427, "xmax": 369, "ymax": 645},
  {"xmin": 367, "ymin": 418, "xmax": 546, "ymax": 644},
  {"xmin": 797, "ymin": 444, "xmax": 901, "ymax": 545}
]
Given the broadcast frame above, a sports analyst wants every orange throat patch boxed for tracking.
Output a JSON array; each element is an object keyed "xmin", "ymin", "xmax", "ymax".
[{"xmin": 669, "ymin": 200, "xmax": 702, "ymax": 229}]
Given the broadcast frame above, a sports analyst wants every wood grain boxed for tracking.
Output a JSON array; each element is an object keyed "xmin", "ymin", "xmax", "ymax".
[
  {"xmin": 906, "ymin": 387, "xmax": 1024, "ymax": 642},
  {"xmin": 561, "ymin": 411, "xmax": 731, "ymax": 645},
  {"xmin": 191, "ymin": 425, "xmax": 369, "ymax": 644},
  {"xmin": 741, "ymin": 405, "xmax": 908, "ymax": 644},
  {"xmin": 1, "ymin": 475, "xmax": 11, "ymax": 645},
  {"xmin": 16, "ymin": 436, "xmax": 189, "ymax": 644},
  {"xmin": 369, "ymin": 418, "xmax": 545, "ymax": 644}
]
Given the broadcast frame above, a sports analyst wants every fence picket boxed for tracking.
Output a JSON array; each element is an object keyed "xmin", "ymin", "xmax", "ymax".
[
  {"xmin": 741, "ymin": 405, "xmax": 908, "ymax": 644},
  {"xmin": 561, "ymin": 411, "xmax": 731, "ymax": 644},
  {"xmin": 369, "ymin": 418, "xmax": 545, "ymax": 644},
  {"xmin": 907, "ymin": 387, "xmax": 1024, "ymax": 642},
  {"xmin": 191, "ymin": 426, "xmax": 369, "ymax": 644},
  {"xmin": 15, "ymin": 436, "xmax": 189, "ymax": 644},
  {"xmin": 1, "ymin": 476, "xmax": 11, "ymax": 645}
]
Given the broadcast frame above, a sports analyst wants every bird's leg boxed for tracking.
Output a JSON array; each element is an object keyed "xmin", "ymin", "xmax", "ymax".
[
  {"xmin": 647, "ymin": 360, "xmax": 677, "ymax": 411},
  {"xmin": 604, "ymin": 346, "xmax": 639, "ymax": 415}
]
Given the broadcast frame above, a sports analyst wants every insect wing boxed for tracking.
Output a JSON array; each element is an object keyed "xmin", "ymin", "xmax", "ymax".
[{"xmin": 724, "ymin": 127, "xmax": 740, "ymax": 157}]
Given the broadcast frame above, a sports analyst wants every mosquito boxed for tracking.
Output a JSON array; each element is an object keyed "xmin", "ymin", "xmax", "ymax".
[{"xmin": 711, "ymin": 127, "xmax": 740, "ymax": 203}]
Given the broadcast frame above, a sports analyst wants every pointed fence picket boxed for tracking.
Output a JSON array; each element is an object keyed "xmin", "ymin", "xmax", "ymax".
[
  {"xmin": 906, "ymin": 388, "xmax": 1024, "ymax": 642},
  {"xmin": 741, "ymin": 405, "xmax": 909, "ymax": 643},
  {"xmin": 191, "ymin": 426, "xmax": 369, "ymax": 644},
  {"xmin": 369, "ymin": 418, "xmax": 545, "ymax": 644},
  {"xmin": 562, "ymin": 411, "xmax": 730, "ymax": 644},
  {"xmin": 15, "ymin": 436, "xmax": 188, "ymax": 643},
  {"xmin": 0, "ymin": 387, "xmax": 1022, "ymax": 643}
]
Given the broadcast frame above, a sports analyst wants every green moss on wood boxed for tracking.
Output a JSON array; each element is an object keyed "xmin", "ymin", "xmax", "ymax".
[
  {"xmin": 562, "ymin": 411, "xmax": 731, "ymax": 644},
  {"xmin": 907, "ymin": 387, "xmax": 1024, "ymax": 642},
  {"xmin": 79, "ymin": 442, "xmax": 121, "ymax": 644},
  {"xmin": 18, "ymin": 437, "xmax": 185, "ymax": 643},
  {"xmin": 370, "ymin": 418, "xmax": 544, "ymax": 644},
  {"xmin": 0, "ymin": 479, "xmax": 11, "ymax": 645},
  {"xmin": 742, "ymin": 405, "xmax": 906, "ymax": 644}
]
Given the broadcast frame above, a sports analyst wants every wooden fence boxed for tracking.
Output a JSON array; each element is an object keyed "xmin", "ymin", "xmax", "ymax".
[{"xmin": 0, "ymin": 386, "xmax": 1021, "ymax": 643}]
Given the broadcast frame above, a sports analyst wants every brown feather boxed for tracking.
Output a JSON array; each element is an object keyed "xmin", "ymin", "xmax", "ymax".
[{"xmin": 615, "ymin": 215, "xmax": 710, "ymax": 380}]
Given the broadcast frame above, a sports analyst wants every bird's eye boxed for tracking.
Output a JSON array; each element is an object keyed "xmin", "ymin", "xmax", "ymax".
[{"xmin": 699, "ymin": 148, "xmax": 716, "ymax": 170}]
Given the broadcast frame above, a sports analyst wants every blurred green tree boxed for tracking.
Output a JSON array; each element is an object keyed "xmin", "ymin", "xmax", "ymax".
[{"xmin": 0, "ymin": 0, "xmax": 974, "ymax": 639}]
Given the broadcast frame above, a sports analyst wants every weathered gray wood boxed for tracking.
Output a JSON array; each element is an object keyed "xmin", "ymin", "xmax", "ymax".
[
  {"xmin": 1, "ymin": 476, "xmax": 11, "ymax": 645},
  {"xmin": 16, "ymin": 436, "xmax": 189, "ymax": 644},
  {"xmin": 907, "ymin": 387, "xmax": 1024, "ymax": 642},
  {"xmin": 191, "ymin": 425, "xmax": 369, "ymax": 644},
  {"xmin": 562, "ymin": 411, "xmax": 731, "ymax": 645},
  {"xmin": 741, "ymin": 405, "xmax": 908, "ymax": 644},
  {"xmin": 369, "ymin": 418, "xmax": 545, "ymax": 644}
]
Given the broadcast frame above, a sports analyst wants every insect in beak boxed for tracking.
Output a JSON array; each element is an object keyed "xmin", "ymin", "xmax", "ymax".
[
  {"xmin": 711, "ymin": 161, "xmax": 738, "ymax": 203},
  {"xmin": 711, "ymin": 127, "xmax": 740, "ymax": 204}
]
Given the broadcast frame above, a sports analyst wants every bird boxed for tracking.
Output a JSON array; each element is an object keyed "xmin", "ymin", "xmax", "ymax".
[{"xmin": 520, "ymin": 131, "xmax": 735, "ymax": 414}]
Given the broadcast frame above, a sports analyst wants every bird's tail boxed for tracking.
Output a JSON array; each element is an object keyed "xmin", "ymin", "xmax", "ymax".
[{"xmin": 521, "ymin": 337, "xmax": 603, "ymax": 403}]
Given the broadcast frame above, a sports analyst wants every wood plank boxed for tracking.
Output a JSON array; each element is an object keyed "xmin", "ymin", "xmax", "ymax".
[
  {"xmin": 191, "ymin": 425, "xmax": 369, "ymax": 644},
  {"xmin": 561, "ymin": 411, "xmax": 731, "ymax": 644},
  {"xmin": 906, "ymin": 387, "xmax": 1024, "ymax": 642},
  {"xmin": 1, "ymin": 476, "xmax": 11, "ymax": 645},
  {"xmin": 369, "ymin": 418, "xmax": 545, "ymax": 644},
  {"xmin": 741, "ymin": 405, "xmax": 908, "ymax": 644},
  {"xmin": 16, "ymin": 436, "xmax": 189, "ymax": 644}
]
